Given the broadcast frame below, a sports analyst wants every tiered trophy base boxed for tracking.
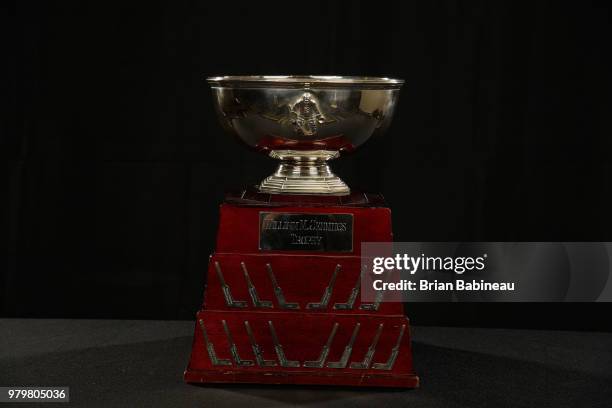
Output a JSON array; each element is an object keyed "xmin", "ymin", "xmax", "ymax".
[{"xmin": 184, "ymin": 189, "xmax": 419, "ymax": 388}]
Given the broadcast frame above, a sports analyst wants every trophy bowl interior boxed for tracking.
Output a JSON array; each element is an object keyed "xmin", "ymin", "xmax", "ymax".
[{"xmin": 208, "ymin": 76, "xmax": 404, "ymax": 155}]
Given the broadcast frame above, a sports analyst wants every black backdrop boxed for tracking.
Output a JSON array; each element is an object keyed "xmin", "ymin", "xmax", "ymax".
[{"xmin": 6, "ymin": 1, "xmax": 612, "ymax": 330}]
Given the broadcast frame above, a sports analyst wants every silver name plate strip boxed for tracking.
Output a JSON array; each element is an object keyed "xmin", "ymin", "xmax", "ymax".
[{"xmin": 259, "ymin": 212, "xmax": 353, "ymax": 252}]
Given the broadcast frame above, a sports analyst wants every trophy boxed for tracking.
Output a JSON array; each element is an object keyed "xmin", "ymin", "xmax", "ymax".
[{"xmin": 184, "ymin": 76, "xmax": 418, "ymax": 387}]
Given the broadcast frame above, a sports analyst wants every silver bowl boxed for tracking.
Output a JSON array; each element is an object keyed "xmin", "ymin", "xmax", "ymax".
[{"xmin": 207, "ymin": 75, "xmax": 404, "ymax": 195}]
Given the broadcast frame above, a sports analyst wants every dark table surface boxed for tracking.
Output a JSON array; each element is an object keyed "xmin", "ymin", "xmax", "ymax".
[{"xmin": 1, "ymin": 319, "xmax": 611, "ymax": 408}]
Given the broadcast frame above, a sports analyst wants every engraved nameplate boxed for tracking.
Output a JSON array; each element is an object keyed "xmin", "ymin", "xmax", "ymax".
[{"xmin": 259, "ymin": 212, "xmax": 353, "ymax": 252}]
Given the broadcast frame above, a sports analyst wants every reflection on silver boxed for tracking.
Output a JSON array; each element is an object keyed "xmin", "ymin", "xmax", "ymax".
[
  {"xmin": 266, "ymin": 263, "xmax": 299, "ymax": 309},
  {"xmin": 199, "ymin": 319, "xmax": 231, "ymax": 366},
  {"xmin": 350, "ymin": 323, "xmax": 383, "ymax": 369},
  {"xmin": 215, "ymin": 261, "xmax": 247, "ymax": 308},
  {"xmin": 306, "ymin": 264, "xmax": 340, "ymax": 310},
  {"xmin": 333, "ymin": 267, "xmax": 363, "ymax": 310},
  {"xmin": 241, "ymin": 262, "xmax": 273, "ymax": 308},
  {"xmin": 327, "ymin": 323, "xmax": 361, "ymax": 369},
  {"xmin": 304, "ymin": 322, "xmax": 339, "ymax": 368},
  {"xmin": 244, "ymin": 321, "xmax": 277, "ymax": 367},
  {"xmin": 268, "ymin": 321, "xmax": 300, "ymax": 368},
  {"xmin": 221, "ymin": 320, "xmax": 253, "ymax": 367},
  {"xmin": 207, "ymin": 75, "xmax": 403, "ymax": 195},
  {"xmin": 290, "ymin": 92, "xmax": 326, "ymax": 136},
  {"xmin": 373, "ymin": 324, "xmax": 406, "ymax": 370},
  {"xmin": 258, "ymin": 150, "xmax": 349, "ymax": 195}
]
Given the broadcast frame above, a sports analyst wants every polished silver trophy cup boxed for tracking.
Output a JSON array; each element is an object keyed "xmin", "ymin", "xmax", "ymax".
[{"xmin": 208, "ymin": 76, "xmax": 403, "ymax": 195}]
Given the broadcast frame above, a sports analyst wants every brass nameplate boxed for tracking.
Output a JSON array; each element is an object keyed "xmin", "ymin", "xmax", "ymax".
[{"xmin": 259, "ymin": 212, "xmax": 353, "ymax": 252}]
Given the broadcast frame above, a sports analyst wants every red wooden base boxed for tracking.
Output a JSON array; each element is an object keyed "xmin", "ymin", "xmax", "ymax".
[
  {"xmin": 184, "ymin": 371, "xmax": 418, "ymax": 388},
  {"xmin": 185, "ymin": 310, "xmax": 418, "ymax": 388},
  {"xmin": 185, "ymin": 190, "xmax": 419, "ymax": 388},
  {"xmin": 185, "ymin": 369, "xmax": 419, "ymax": 388}
]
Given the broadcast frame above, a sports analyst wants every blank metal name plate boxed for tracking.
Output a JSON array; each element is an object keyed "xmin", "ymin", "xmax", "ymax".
[{"xmin": 259, "ymin": 212, "xmax": 353, "ymax": 252}]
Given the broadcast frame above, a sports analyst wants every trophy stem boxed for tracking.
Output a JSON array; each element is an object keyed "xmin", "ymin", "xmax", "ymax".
[{"xmin": 259, "ymin": 150, "xmax": 350, "ymax": 195}]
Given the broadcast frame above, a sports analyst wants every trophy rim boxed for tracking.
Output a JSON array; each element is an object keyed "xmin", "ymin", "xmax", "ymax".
[{"xmin": 206, "ymin": 75, "xmax": 404, "ymax": 89}]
